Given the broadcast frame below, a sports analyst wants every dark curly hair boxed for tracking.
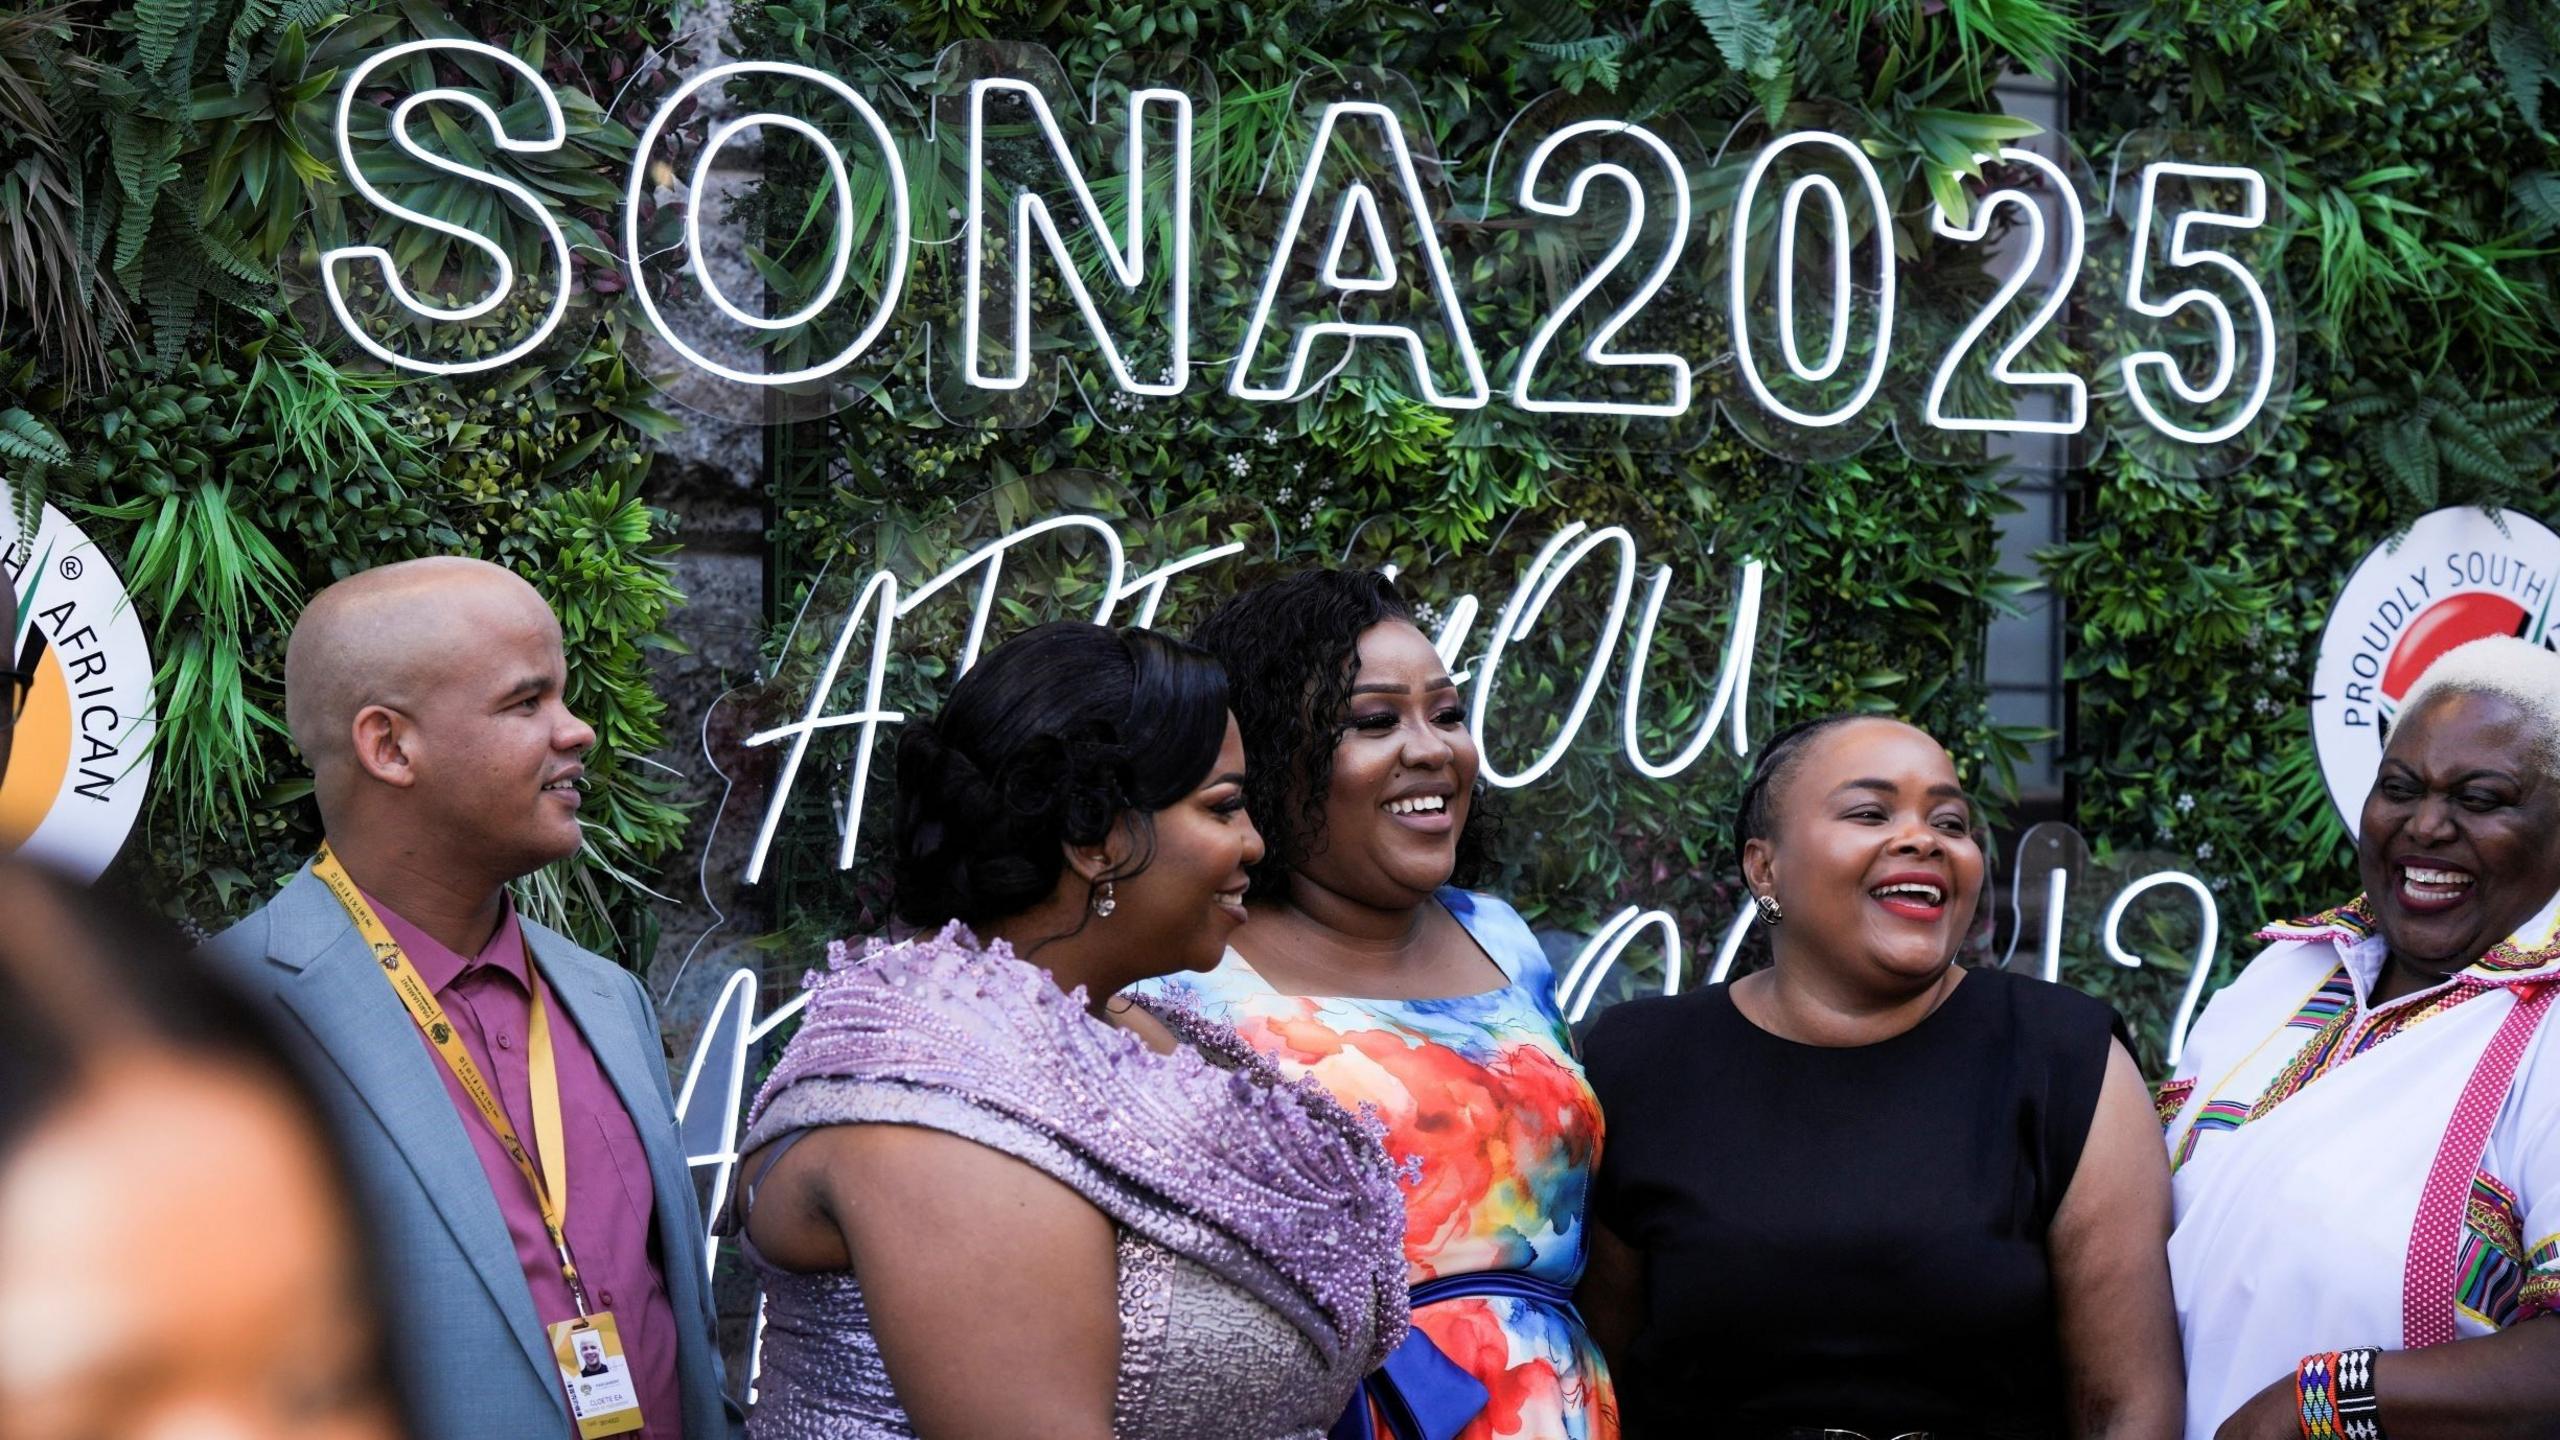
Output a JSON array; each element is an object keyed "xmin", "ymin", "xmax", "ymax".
[
  {"xmin": 1191, "ymin": 569, "xmax": 1499, "ymax": 901},
  {"xmin": 892, "ymin": 621, "xmax": 1230, "ymax": 930}
]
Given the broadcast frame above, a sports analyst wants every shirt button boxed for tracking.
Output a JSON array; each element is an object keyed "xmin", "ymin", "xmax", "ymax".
[
  {"xmin": 601, "ymin": 1290, "xmax": 616, "ymax": 1309},
  {"xmin": 496, "ymin": 1032, "xmax": 513, "ymax": 1050}
]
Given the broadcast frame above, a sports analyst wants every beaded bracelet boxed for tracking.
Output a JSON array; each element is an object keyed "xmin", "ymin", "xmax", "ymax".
[
  {"xmin": 2297, "ymin": 1348, "xmax": 2386, "ymax": 1440},
  {"xmin": 2295, "ymin": 1352, "xmax": 2340, "ymax": 1440},
  {"xmin": 2333, "ymin": 1347, "xmax": 2384, "ymax": 1440}
]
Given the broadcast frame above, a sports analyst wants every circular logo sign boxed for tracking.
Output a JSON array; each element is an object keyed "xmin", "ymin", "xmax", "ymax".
[
  {"xmin": 2312, "ymin": 506, "xmax": 2560, "ymax": 837},
  {"xmin": 2, "ymin": 492, "xmax": 156, "ymax": 880}
]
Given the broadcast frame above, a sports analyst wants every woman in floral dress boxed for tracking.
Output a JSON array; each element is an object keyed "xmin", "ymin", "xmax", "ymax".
[{"xmin": 1147, "ymin": 571, "xmax": 1614, "ymax": 1440}]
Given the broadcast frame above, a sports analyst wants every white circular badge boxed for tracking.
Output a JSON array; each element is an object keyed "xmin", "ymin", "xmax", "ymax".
[
  {"xmin": 2, "ymin": 490, "xmax": 157, "ymax": 880},
  {"xmin": 2311, "ymin": 506, "xmax": 2560, "ymax": 838}
]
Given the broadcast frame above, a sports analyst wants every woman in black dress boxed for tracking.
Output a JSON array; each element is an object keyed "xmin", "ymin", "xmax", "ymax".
[{"xmin": 1577, "ymin": 715, "xmax": 2180, "ymax": 1439}]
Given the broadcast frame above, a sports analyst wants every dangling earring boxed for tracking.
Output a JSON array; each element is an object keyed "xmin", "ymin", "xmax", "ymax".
[
  {"xmin": 1091, "ymin": 880, "xmax": 1117, "ymax": 918},
  {"xmin": 1754, "ymin": 892, "xmax": 1783, "ymax": 925}
]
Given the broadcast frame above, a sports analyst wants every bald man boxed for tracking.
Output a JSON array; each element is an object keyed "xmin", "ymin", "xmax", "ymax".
[{"xmin": 202, "ymin": 559, "xmax": 740, "ymax": 1440}]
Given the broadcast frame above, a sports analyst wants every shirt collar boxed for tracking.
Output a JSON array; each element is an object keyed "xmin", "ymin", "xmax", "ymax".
[
  {"xmin": 2258, "ymin": 886, "xmax": 2560, "ymax": 993},
  {"xmin": 362, "ymin": 889, "xmax": 531, "ymax": 995}
]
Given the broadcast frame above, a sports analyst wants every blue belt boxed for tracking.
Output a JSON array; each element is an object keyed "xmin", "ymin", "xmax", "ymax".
[{"xmin": 1328, "ymin": 1272, "xmax": 1583, "ymax": 1440}]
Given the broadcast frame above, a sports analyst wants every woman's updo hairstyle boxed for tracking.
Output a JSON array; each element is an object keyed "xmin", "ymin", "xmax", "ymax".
[
  {"xmin": 1730, "ymin": 713, "xmax": 1865, "ymax": 864},
  {"xmin": 893, "ymin": 621, "xmax": 1230, "ymax": 930},
  {"xmin": 1192, "ymin": 568, "xmax": 1501, "ymax": 900}
]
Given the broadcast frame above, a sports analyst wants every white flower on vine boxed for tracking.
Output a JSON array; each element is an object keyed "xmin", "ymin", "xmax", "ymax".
[
  {"xmin": 1225, "ymin": 453, "xmax": 1250, "ymax": 478},
  {"xmin": 2176, "ymin": 793, "xmax": 2195, "ymax": 814},
  {"xmin": 2195, "ymin": 841, "xmax": 2215, "ymax": 861}
]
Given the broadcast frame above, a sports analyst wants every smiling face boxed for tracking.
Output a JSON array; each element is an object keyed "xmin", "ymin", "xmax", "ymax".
[
  {"xmin": 1292, "ymin": 620, "xmax": 1477, "ymax": 910},
  {"xmin": 2358, "ymin": 688, "xmax": 2560, "ymax": 976},
  {"xmin": 376, "ymin": 577, "xmax": 595, "ymax": 882},
  {"xmin": 1093, "ymin": 717, "xmax": 1264, "ymax": 977},
  {"xmin": 1744, "ymin": 718, "xmax": 1985, "ymax": 986}
]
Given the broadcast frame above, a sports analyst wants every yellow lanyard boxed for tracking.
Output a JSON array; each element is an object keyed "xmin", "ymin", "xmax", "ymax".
[{"xmin": 314, "ymin": 845, "xmax": 588, "ymax": 1315}]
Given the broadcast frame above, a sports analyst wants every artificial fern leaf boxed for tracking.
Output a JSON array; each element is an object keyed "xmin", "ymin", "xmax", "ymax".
[
  {"xmin": 2489, "ymin": 2, "xmax": 2557, "ymax": 136},
  {"xmin": 1511, "ymin": 0, "xmax": 1592, "ymax": 44},
  {"xmin": 2473, "ymin": 396, "xmax": 2555, "ymax": 442},
  {"xmin": 196, "ymin": 213, "xmax": 279, "ymax": 288},
  {"xmin": 225, "ymin": 0, "xmax": 279, "ymax": 92},
  {"xmin": 0, "ymin": 407, "xmax": 71, "ymax": 466},
  {"xmin": 2379, "ymin": 424, "xmax": 2440, "ymax": 508},
  {"xmin": 1688, "ymin": 0, "xmax": 1778, "ymax": 79},
  {"xmin": 2433, "ymin": 410, "xmax": 2514, "ymax": 485},
  {"xmin": 1624, "ymin": 59, "xmax": 1708, "ymax": 121},
  {"xmin": 278, "ymin": 0, "xmax": 340, "ymax": 31},
  {"xmin": 1528, "ymin": 36, "xmax": 1626, "ymax": 62},
  {"xmin": 133, "ymin": 0, "xmax": 198, "ymax": 74},
  {"xmin": 2513, "ymin": 170, "xmax": 2560, "ymax": 239}
]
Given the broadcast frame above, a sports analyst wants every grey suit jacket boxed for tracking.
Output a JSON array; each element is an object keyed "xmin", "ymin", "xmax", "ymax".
[{"xmin": 203, "ymin": 870, "xmax": 744, "ymax": 1440}]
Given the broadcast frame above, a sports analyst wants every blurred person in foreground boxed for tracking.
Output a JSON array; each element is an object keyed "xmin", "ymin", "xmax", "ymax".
[
  {"xmin": 203, "ymin": 557, "xmax": 740, "ymax": 1440},
  {"xmin": 2163, "ymin": 635, "xmax": 2560, "ymax": 1437},
  {"xmin": 0, "ymin": 861, "xmax": 410, "ymax": 1440}
]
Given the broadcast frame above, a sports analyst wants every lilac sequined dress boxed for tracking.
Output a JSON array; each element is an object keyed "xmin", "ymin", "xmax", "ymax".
[{"xmin": 735, "ymin": 926, "xmax": 1411, "ymax": 1440}]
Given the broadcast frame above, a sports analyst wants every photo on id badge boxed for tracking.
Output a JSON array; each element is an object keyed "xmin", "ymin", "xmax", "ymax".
[{"xmin": 549, "ymin": 1313, "xmax": 643, "ymax": 1437}]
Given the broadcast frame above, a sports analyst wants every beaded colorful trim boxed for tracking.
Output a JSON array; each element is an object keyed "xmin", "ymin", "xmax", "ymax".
[
  {"xmin": 2456, "ymin": 1171, "xmax": 2526, "ymax": 1327},
  {"xmin": 2333, "ymin": 1347, "xmax": 2383, "ymax": 1440},
  {"xmin": 2523, "ymin": 1234, "xmax": 2560, "ymax": 1321},
  {"xmin": 2296, "ymin": 1351, "xmax": 2342, "ymax": 1439},
  {"xmin": 2259, "ymin": 895, "xmax": 2560, "ymax": 978},
  {"xmin": 2152, "ymin": 1075, "xmax": 2195, "ymax": 1130}
]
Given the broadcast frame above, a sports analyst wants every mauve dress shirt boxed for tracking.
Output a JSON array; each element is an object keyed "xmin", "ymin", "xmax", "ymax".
[{"xmin": 371, "ymin": 895, "xmax": 684, "ymax": 1440}]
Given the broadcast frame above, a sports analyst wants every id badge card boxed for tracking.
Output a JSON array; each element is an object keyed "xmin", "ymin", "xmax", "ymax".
[{"xmin": 549, "ymin": 1312, "xmax": 644, "ymax": 1438}]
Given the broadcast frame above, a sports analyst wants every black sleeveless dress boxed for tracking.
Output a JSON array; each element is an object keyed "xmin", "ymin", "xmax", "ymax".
[{"xmin": 1583, "ymin": 966, "xmax": 2124, "ymax": 1440}]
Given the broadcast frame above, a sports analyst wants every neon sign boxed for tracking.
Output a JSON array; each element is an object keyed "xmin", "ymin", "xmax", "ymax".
[
  {"xmin": 735, "ymin": 511, "xmax": 1757, "ymax": 884},
  {"xmin": 315, "ymin": 42, "xmax": 2290, "ymax": 462},
  {"xmin": 2000, "ymin": 820, "xmax": 2224, "ymax": 1066}
]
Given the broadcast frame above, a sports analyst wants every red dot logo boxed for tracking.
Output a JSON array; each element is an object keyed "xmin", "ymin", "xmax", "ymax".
[{"xmin": 2381, "ymin": 592, "xmax": 2530, "ymax": 707}]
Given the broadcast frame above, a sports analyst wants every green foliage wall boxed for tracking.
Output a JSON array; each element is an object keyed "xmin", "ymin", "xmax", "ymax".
[
  {"xmin": 741, "ymin": 0, "xmax": 2056, "ymax": 977},
  {"xmin": 0, "ymin": 0, "xmax": 689, "ymax": 956},
  {"xmin": 8, "ymin": 0, "xmax": 2556, "ymax": 1026},
  {"xmin": 2053, "ymin": 0, "xmax": 2560, "ymax": 1027}
]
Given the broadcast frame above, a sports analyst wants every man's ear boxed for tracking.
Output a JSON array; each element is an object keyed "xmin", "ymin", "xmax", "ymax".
[
  {"xmin": 348, "ymin": 704, "xmax": 418, "ymax": 788},
  {"xmin": 1741, "ymin": 836, "xmax": 1777, "ymax": 901}
]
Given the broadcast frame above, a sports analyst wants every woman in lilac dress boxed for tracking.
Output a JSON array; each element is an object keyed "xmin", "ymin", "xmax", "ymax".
[{"xmin": 728, "ymin": 622, "xmax": 1409, "ymax": 1440}]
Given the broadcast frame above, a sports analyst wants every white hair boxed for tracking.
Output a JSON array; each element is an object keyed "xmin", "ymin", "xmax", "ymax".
[{"xmin": 2396, "ymin": 635, "xmax": 2560, "ymax": 782}]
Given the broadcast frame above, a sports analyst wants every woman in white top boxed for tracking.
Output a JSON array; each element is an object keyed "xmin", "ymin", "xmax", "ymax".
[{"xmin": 2162, "ymin": 635, "xmax": 2560, "ymax": 1437}]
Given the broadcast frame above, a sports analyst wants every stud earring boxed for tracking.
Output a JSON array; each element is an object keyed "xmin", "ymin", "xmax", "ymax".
[
  {"xmin": 1092, "ymin": 880, "xmax": 1117, "ymax": 918},
  {"xmin": 1754, "ymin": 892, "xmax": 1783, "ymax": 925}
]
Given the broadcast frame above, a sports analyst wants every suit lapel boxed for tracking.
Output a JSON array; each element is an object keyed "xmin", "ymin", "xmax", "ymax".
[
  {"xmin": 529, "ymin": 931, "xmax": 696, "ymax": 1248},
  {"xmin": 530, "ymin": 933, "xmax": 669, "ymax": 1165},
  {"xmin": 269, "ymin": 881, "xmax": 558, "ymax": 1397}
]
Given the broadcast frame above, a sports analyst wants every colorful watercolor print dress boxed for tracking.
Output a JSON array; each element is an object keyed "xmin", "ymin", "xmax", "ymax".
[{"xmin": 1149, "ymin": 888, "xmax": 1617, "ymax": 1440}]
